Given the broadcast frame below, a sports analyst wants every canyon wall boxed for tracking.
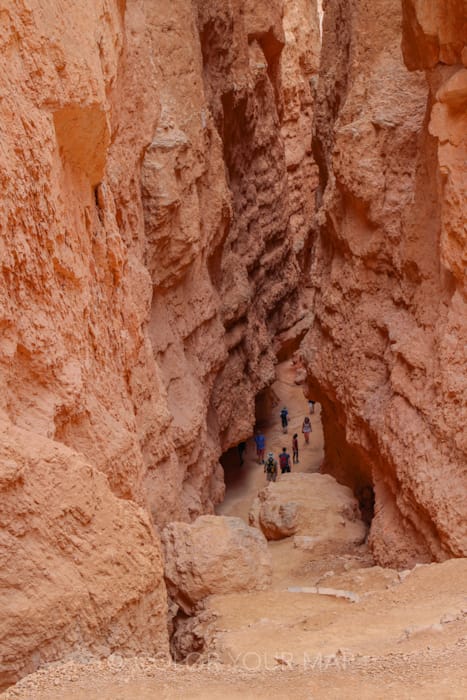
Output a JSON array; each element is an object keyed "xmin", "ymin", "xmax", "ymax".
[
  {"xmin": 0, "ymin": 0, "xmax": 318, "ymax": 684},
  {"xmin": 303, "ymin": 0, "xmax": 466, "ymax": 567}
]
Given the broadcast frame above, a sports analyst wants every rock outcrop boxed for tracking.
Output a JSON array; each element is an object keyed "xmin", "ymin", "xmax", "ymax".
[
  {"xmin": 249, "ymin": 473, "xmax": 366, "ymax": 548},
  {"xmin": 3, "ymin": 0, "xmax": 465, "ymax": 687},
  {"xmin": 302, "ymin": 0, "xmax": 467, "ymax": 567},
  {"xmin": 0, "ymin": 417, "xmax": 168, "ymax": 690},
  {"xmin": 162, "ymin": 515, "xmax": 272, "ymax": 613},
  {"xmin": 0, "ymin": 0, "xmax": 319, "ymax": 685},
  {"xmin": 0, "ymin": 0, "xmax": 318, "ymax": 525}
]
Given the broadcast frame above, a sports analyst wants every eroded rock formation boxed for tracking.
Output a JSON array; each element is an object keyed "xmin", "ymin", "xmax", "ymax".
[
  {"xmin": 162, "ymin": 515, "xmax": 272, "ymax": 614},
  {"xmin": 249, "ymin": 473, "xmax": 366, "ymax": 547},
  {"xmin": 0, "ymin": 0, "xmax": 318, "ymax": 684},
  {"xmin": 0, "ymin": 0, "xmax": 318, "ymax": 525},
  {"xmin": 1, "ymin": 0, "xmax": 465, "ymax": 686},
  {"xmin": 303, "ymin": 0, "xmax": 466, "ymax": 567},
  {"xmin": 0, "ymin": 416, "xmax": 168, "ymax": 689}
]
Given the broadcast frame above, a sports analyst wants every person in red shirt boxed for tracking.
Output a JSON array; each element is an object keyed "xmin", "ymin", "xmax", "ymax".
[
  {"xmin": 279, "ymin": 448, "xmax": 291, "ymax": 474},
  {"xmin": 292, "ymin": 433, "xmax": 299, "ymax": 464}
]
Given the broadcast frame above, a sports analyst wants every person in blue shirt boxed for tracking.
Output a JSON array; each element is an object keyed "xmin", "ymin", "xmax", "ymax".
[{"xmin": 254, "ymin": 431, "xmax": 266, "ymax": 464}]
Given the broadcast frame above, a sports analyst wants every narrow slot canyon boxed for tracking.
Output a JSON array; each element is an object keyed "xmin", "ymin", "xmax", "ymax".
[
  {"xmin": 0, "ymin": 0, "xmax": 466, "ymax": 698},
  {"xmin": 218, "ymin": 361, "xmax": 325, "ymax": 524}
]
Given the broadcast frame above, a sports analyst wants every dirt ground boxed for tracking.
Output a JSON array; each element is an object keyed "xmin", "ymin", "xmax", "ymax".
[{"xmin": 2, "ymin": 362, "xmax": 466, "ymax": 699}]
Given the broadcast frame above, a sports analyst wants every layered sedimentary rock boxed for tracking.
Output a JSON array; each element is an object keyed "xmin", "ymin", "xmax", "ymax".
[
  {"xmin": 303, "ymin": 0, "xmax": 466, "ymax": 567},
  {"xmin": 0, "ymin": 0, "xmax": 318, "ymax": 682},
  {"xmin": 0, "ymin": 416, "xmax": 168, "ymax": 690},
  {"xmin": 0, "ymin": 0, "xmax": 318, "ymax": 526}
]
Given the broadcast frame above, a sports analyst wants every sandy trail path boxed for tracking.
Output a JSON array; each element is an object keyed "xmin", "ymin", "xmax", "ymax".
[
  {"xmin": 217, "ymin": 360, "xmax": 338, "ymax": 594},
  {"xmin": 217, "ymin": 361, "xmax": 323, "ymax": 523}
]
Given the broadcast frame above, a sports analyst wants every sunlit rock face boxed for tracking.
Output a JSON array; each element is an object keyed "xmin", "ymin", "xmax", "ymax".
[
  {"xmin": 302, "ymin": 0, "xmax": 466, "ymax": 568},
  {"xmin": 0, "ymin": 0, "xmax": 318, "ymax": 684},
  {"xmin": 0, "ymin": 0, "xmax": 318, "ymax": 526},
  {"xmin": 0, "ymin": 417, "xmax": 169, "ymax": 690}
]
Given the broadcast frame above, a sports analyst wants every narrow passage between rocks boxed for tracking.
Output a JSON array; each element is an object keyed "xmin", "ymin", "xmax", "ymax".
[
  {"xmin": 218, "ymin": 360, "xmax": 325, "ymax": 523},
  {"xmin": 5, "ymin": 365, "xmax": 467, "ymax": 700}
]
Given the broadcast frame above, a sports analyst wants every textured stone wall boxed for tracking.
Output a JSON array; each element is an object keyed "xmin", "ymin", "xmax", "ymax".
[
  {"xmin": 0, "ymin": 418, "xmax": 169, "ymax": 689},
  {"xmin": 0, "ymin": 0, "xmax": 318, "ymax": 683},
  {"xmin": 0, "ymin": 0, "xmax": 318, "ymax": 527},
  {"xmin": 303, "ymin": 0, "xmax": 466, "ymax": 567}
]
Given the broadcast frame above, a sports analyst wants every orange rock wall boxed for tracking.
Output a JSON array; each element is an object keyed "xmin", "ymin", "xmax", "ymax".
[
  {"xmin": 0, "ymin": 0, "xmax": 318, "ymax": 524},
  {"xmin": 303, "ymin": 0, "xmax": 466, "ymax": 567},
  {"xmin": 0, "ymin": 417, "xmax": 169, "ymax": 689},
  {"xmin": 0, "ymin": 0, "xmax": 318, "ymax": 682}
]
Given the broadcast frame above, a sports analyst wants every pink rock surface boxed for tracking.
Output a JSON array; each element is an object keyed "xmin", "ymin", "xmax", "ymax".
[
  {"xmin": 0, "ymin": 417, "xmax": 168, "ymax": 690},
  {"xmin": 0, "ymin": 0, "xmax": 318, "ymax": 527},
  {"xmin": 0, "ymin": 0, "xmax": 318, "ymax": 683},
  {"xmin": 0, "ymin": 0, "xmax": 317, "ymax": 524},
  {"xmin": 162, "ymin": 515, "xmax": 272, "ymax": 613},
  {"xmin": 249, "ymin": 473, "xmax": 366, "ymax": 546},
  {"xmin": 302, "ymin": 0, "xmax": 467, "ymax": 567}
]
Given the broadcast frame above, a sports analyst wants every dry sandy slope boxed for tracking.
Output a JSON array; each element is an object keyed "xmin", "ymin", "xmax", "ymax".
[{"xmin": 2, "ymin": 363, "xmax": 466, "ymax": 699}]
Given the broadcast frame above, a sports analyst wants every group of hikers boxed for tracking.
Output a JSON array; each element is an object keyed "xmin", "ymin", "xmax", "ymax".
[
  {"xmin": 250, "ymin": 400, "xmax": 316, "ymax": 483},
  {"xmin": 262, "ymin": 447, "xmax": 291, "ymax": 483}
]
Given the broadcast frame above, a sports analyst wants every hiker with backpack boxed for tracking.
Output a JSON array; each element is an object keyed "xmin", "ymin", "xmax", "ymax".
[
  {"xmin": 264, "ymin": 452, "xmax": 278, "ymax": 483},
  {"xmin": 292, "ymin": 433, "xmax": 299, "ymax": 464},
  {"xmin": 280, "ymin": 406, "xmax": 289, "ymax": 433},
  {"xmin": 279, "ymin": 447, "xmax": 291, "ymax": 474}
]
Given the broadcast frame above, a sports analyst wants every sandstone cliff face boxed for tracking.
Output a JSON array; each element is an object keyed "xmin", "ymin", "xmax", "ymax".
[
  {"xmin": 138, "ymin": 0, "xmax": 319, "ymax": 523},
  {"xmin": 0, "ymin": 0, "xmax": 318, "ymax": 682},
  {"xmin": 303, "ymin": 0, "xmax": 466, "ymax": 567},
  {"xmin": 0, "ymin": 416, "xmax": 168, "ymax": 689},
  {"xmin": 0, "ymin": 1, "xmax": 318, "ymax": 527}
]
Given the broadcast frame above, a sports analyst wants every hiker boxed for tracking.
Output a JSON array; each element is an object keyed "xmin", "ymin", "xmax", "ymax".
[
  {"xmin": 237, "ymin": 441, "xmax": 247, "ymax": 466},
  {"xmin": 292, "ymin": 433, "xmax": 299, "ymax": 464},
  {"xmin": 280, "ymin": 406, "xmax": 289, "ymax": 433},
  {"xmin": 254, "ymin": 431, "xmax": 266, "ymax": 464},
  {"xmin": 264, "ymin": 452, "xmax": 278, "ymax": 483},
  {"xmin": 279, "ymin": 447, "xmax": 291, "ymax": 474},
  {"xmin": 302, "ymin": 416, "xmax": 312, "ymax": 444},
  {"xmin": 308, "ymin": 399, "xmax": 315, "ymax": 415}
]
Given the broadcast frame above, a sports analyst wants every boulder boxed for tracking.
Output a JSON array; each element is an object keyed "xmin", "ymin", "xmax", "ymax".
[
  {"xmin": 161, "ymin": 515, "xmax": 272, "ymax": 613},
  {"xmin": 0, "ymin": 419, "xmax": 168, "ymax": 691},
  {"xmin": 249, "ymin": 473, "xmax": 367, "ymax": 550},
  {"xmin": 252, "ymin": 500, "xmax": 299, "ymax": 540}
]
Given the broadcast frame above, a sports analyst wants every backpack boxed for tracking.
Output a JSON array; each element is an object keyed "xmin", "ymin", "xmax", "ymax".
[
  {"xmin": 266, "ymin": 458, "xmax": 275, "ymax": 473},
  {"xmin": 279, "ymin": 453, "xmax": 289, "ymax": 469}
]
